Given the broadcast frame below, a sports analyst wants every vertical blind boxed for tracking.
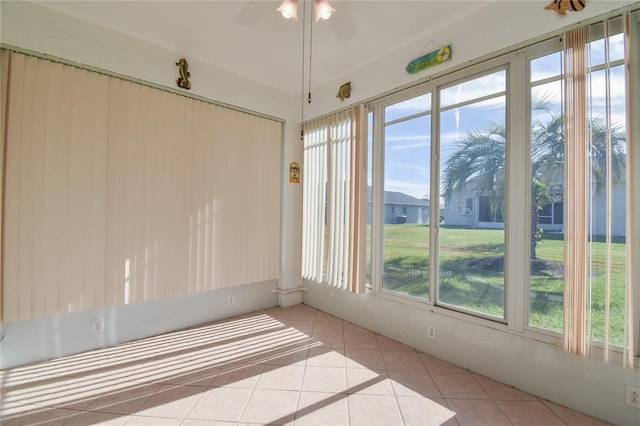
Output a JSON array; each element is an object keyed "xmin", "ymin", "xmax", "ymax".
[
  {"xmin": 301, "ymin": 106, "xmax": 366, "ymax": 293},
  {"xmin": 1, "ymin": 50, "xmax": 282, "ymax": 322},
  {"xmin": 562, "ymin": 13, "xmax": 636, "ymax": 367},
  {"xmin": 563, "ymin": 25, "xmax": 589, "ymax": 357},
  {"xmin": 622, "ymin": 11, "xmax": 637, "ymax": 369}
]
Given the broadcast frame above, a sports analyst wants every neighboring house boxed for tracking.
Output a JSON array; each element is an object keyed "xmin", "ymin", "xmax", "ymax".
[
  {"xmin": 367, "ymin": 187, "xmax": 430, "ymax": 225},
  {"xmin": 443, "ymin": 184, "xmax": 627, "ymax": 237}
]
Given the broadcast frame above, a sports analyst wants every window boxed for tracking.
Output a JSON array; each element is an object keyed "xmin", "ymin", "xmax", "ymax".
[
  {"xmin": 438, "ymin": 68, "xmax": 507, "ymax": 320},
  {"xmin": 304, "ymin": 10, "xmax": 638, "ymax": 365},
  {"xmin": 381, "ymin": 94, "xmax": 431, "ymax": 300},
  {"xmin": 478, "ymin": 196, "xmax": 504, "ymax": 223},
  {"xmin": 528, "ymin": 45, "xmax": 566, "ymax": 333},
  {"xmin": 458, "ymin": 198, "xmax": 473, "ymax": 216},
  {"xmin": 527, "ymin": 18, "xmax": 630, "ymax": 354},
  {"xmin": 301, "ymin": 107, "xmax": 367, "ymax": 294}
]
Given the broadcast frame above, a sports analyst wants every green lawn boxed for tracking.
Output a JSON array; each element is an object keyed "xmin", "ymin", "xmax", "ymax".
[{"xmin": 371, "ymin": 224, "xmax": 627, "ymax": 345}]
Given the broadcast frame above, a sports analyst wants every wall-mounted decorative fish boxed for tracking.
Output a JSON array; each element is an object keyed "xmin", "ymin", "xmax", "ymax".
[
  {"xmin": 406, "ymin": 45, "xmax": 451, "ymax": 75},
  {"xmin": 176, "ymin": 58, "xmax": 191, "ymax": 90},
  {"xmin": 336, "ymin": 82, "xmax": 351, "ymax": 101},
  {"xmin": 545, "ymin": 0, "xmax": 586, "ymax": 15}
]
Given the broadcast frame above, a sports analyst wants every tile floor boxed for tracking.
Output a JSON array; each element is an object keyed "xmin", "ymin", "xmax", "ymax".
[{"xmin": 1, "ymin": 304, "xmax": 610, "ymax": 425}]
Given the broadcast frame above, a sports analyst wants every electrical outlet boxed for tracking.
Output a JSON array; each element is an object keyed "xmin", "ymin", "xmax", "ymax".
[
  {"xmin": 91, "ymin": 318, "xmax": 104, "ymax": 334},
  {"xmin": 625, "ymin": 385, "xmax": 640, "ymax": 408},
  {"xmin": 330, "ymin": 293, "xmax": 335, "ymax": 304},
  {"xmin": 427, "ymin": 325, "xmax": 436, "ymax": 340},
  {"xmin": 227, "ymin": 295, "xmax": 235, "ymax": 306}
]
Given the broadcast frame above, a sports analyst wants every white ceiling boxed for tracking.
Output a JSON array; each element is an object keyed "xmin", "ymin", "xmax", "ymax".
[{"xmin": 35, "ymin": 1, "xmax": 497, "ymax": 96}]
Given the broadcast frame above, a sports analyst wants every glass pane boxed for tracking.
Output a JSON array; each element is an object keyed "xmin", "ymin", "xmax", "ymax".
[
  {"xmin": 588, "ymin": 66, "xmax": 626, "ymax": 122},
  {"xmin": 531, "ymin": 52, "xmax": 562, "ymax": 83},
  {"xmin": 438, "ymin": 78, "xmax": 506, "ymax": 319},
  {"xmin": 531, "ymin": 81, "xmax": 562, "ymax": 124},
  {"xmin": 588, "ymin": 32, "xmax": 625, "ymax": 67},
  {"xmin": 440, "ymin": 70, "xmax": 506, "ymax": 108},
  {"xmin": 587, "ymin": 64, "xmax": 627, "ymax": 347},
  {"xmin": 385, "ymin": 93, "xmax": 431, "ymax": 123},
  {"xmin": 529, "ymin": 52, "xmax": 565, "ymax": 333},
  {"xmin": 382, "ymin": 114, "xmax": 431, "ymax": 299},
  {"xmin": 608, "ymin": 33, "xmax": 625, "ymax": 62},
  {"xmin": 589, "ymin": 38, "xmax": 607, "ymax": 67}
]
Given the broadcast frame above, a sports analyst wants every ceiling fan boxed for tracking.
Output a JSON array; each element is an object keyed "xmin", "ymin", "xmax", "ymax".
[{"xmin": 235, "ymin": 0, "xmax": 357, "ymax": 42}]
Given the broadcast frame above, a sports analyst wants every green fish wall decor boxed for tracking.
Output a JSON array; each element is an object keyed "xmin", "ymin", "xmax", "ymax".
[{"xmin": 406, "ymin": 45, "xmax": 452, "ymax": 75}]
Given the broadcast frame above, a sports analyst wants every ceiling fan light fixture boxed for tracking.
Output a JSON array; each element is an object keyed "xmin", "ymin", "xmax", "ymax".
[
  {"xmin": 277, "ymin": 0, "xmax": 298, "ymax": 20},
  {"xmin": 314, "ymin": 0, "xmax": 335, "ymax": 22}
]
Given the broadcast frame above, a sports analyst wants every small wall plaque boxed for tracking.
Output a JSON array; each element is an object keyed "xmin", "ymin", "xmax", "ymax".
[
  {"xmin": 336, "ymin": 82, "xmax": 351, "ymax": 101},
  {"xmin": 176, "ymin": 58, "xmax": 191, "ymax": 90},
  {"xmin": 289, "ymin": 162, "xmax": 300, "ymax": 183},
  {"xmin": 545, "ymin": 0, "xmax": 585, "ymax": 15},
  {"xmin": 406, "ymin": 45, "xmax": 452, "ymax": 75}
]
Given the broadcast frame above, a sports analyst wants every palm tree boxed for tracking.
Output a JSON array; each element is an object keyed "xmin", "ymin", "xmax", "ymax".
[{"xmin": 442, "ymin": 110, "xmax": 626, "ymax": 260}]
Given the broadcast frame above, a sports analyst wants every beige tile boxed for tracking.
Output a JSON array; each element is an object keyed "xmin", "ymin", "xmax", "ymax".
[
  {"xmin": 181, "ymin": 420, "xmax": 237, "ymax": 426},
  {"xmin": 272, "ymin": 331, "xmax": 314, "ymax": 350},
  {"xmin": 267, "ymin": 346, "xmax": 309, "ymax": 366},
  {"xmin": 240, "ymin": 388, "xmax": 298, "ymax": 425},
  {"xmin": 224, "ymin": 347, "xmax": 270, "ymax": 368},
  {"xmin": 388, "ymin": 370, "xmax": 442, "ymax": 398},
  {"xmin": 0, "ymin": 310, "xmax": 616, "ymax": 426},
  {"xmin": 256, "ymin": 365, "xmax": 305, "ymax": 391},
  {"xmin": 35, "ymin": 376, "xmax": 107, "ymax": 410},
  {"xmin": 307, "ymin": 348, "xmax": 347, "ymax": 367},
  {"xmin": 396, "ymin": 396, "xmax": 457, "ymax": 426},
  {"xmin": 186, "ymin": 387, "xmax": 252, "ymax": 423},
  {"xmin": 347, "ymin": 394, "xmax": 403, "ymax": 425},
  {"xmin": 1, "ymin": 378, "xmax": 75, "ymax": 408},
  {"xmin": 210, "ymin": 364, "xmax": 263, "ymax": 388},
  {"xmin": 495, "ymin": 400, "xmax": 565, "ymax": 425},
  {"xmin": 381, "ymin": 350, "xmax": 426, "ymax": 371},
  {"xmin": 345, "ymin": 349, "xmax": 386, "ymax": 370},
  {"xmin": 65, "ymin": 411, "xmax": 129, "ymax": 425},
  {"xmin": 135, "ymin": 384, "xmax": 203, "ymax": 419},
  {"xmin": 375, "ymin": 335, "xmax": 413, "ymax": 351},
  {"xmin": 85, "ymin": 383, "xmax": 162, "ymax": 415},
  {"xmin": 313, "ymin": 320, "xmax": 344, "ymax": 334},
  {"xmin": 124, "ymin": 415, "xmax": 181, "ymax": 425},
  {"xmin": 281, "ymin": 320, "xmax": 315, "ymax": 332},
  {"xmin": 346, "ymin": 368, "xmax": 394, "ymax": 396},
  {"xmin": 431, "ymin": 372, "xmax": 490, "ymax": 399},
  {"xmin": 2, "ymin": 406, "xmax": 79, "ymax": 426},
  {"xmin": 418, "ymin": 352, "xmax": 468, "ymax": 374},
  {"xmin": 294, "ymin": 391, "xmax": 349, "ymax": 426},
  {"xmin": 344, "ymin": 333, "xmax": 379, "ymax": 350},
  {"xmin": 287, "ymin": 312, "xmax": 318, "ymax": 324},
  {"xmin": 301, "ymin": 366, "xmax": 348, "ymax": 393},
  {"xmin": 471, "ymin": 373, "xmax": 537, "ymax": 401},
  {"xmin": 311, "ymin": 333, "xmax": 345, "ymax": 349},
  {"xmin": 127, "ymin": 359, "xmax": 179, "ymax": 384},
  {"xmin": 315, "ymin": 311, "xmax": 342, "ymax": 323},
  {"xmin": 287, "ymin": 303, "xmax": 319, "ymax": 318},
  {"xmin": 262, "ymin": 307, "xmax": 292, "ymax": 320},
  {"xmin": 541, "ymin": 399, "xmax": 613, "ymax": 426},
  {"xmin": 0, "ymin": 401, "xmax": 34, "ymax": 422},
  {"xmin": 343, "ymin": 322, "xmax": 375, "ymax": 335},
  {"xmin": 446, "ymin": 398, "xmax": 511, "ymax": 425},
  {"xmin": 187, "ymin": 348, "xmax": 235, "ymax": 368},
  {"xmin": 163, "ymin": 365, "xmax": 220, "ymax": 387}
]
